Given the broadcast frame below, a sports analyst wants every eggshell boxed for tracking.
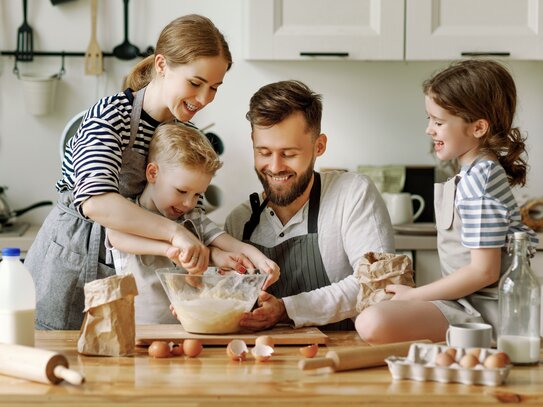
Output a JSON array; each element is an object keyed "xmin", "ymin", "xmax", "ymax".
[
  {"xmin": 226, "ymin": 340, "xmax": 248, "ymax": 361},
  {"xmin": 171, "ymin": 344, "xmax": 184, "ymax": 356},
  {"xmin": 434, "ymin": 352, "xmax": 454, "ymax": 367},
  {"xmin": 459, "ymin": 354, "xmax": 479, "ymax": 368},
  {"xmin": 255, "ymin": 335, "xmax": 274, "ymax": 349},
  {"xmin": 251, "ymin": 344, "xmax": 274, "ymax": 362},
  {"xmin": 183, "ymin": 339, "xmax": 203, "ymax": 357},
  {"xmin": 148, "ymin": 341, "xmax": 171, "ymax": 358},
  {"xmin": 299, "ymin": 344, "xmax": 318, "ymax": 358}
]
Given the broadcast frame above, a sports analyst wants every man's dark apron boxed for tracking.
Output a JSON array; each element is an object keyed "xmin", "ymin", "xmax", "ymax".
[
  {"xmin": 25, "ymin": 88, "xmax": 149, "ymax": 330},
  {"xmin": 242, "ymin": 172, "xmax": 354, "ymax": 331}
]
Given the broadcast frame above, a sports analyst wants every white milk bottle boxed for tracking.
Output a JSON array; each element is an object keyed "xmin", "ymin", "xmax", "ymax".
[
  {"xmin": 497, "ymin": 232, "xmax": 541, "ymax": 365},
  {"xmin": 0, "ymin": 247, "xmax": 36, "ymax": 346}
]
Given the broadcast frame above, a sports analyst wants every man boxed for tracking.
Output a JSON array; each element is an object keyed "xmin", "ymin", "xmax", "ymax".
[{"xmin": 225, "ymin": 80, "xmax": 394, "ymax": 331}]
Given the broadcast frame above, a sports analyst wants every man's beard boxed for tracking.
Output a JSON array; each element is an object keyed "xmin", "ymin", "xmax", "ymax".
[{"xmin": 256, "ymin": 163, "xmax": 314, "ymax": 207}]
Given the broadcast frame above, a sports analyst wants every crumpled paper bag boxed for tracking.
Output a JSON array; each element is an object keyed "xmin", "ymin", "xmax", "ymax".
[
  {"xmin": 354, "ymin": 252, "xmax": 415, "ymax": 312},
  {"xmin": 77, "ymin": 273, "xmax": 138, "ymax": 356}
]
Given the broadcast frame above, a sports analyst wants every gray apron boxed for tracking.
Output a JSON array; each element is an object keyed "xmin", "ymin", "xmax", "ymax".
[
  {"xmin": 25, "ymin": 88, "xmax": 149, "ymax": 330},
  {"xmin": 242, "ymin": 172, "xmax": 354, "ymax": 331},
  {"xmin": 432, "ymin": 173, "xmax": 511, "ymax": 337}
]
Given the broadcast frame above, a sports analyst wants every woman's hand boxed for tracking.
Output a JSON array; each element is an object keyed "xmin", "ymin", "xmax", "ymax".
[
  {"xmin": 386, "ymin": 284, "xmax": 415, "ymax": 301},
  {"xmin": 254, "ymin": 258, "xmax": 280, "ymax": 290}
]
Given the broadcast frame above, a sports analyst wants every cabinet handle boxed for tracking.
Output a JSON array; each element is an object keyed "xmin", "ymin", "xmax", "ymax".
[
  {"xmin": 461, "ymin": 52, "xmax": 510, "ymax": 57},
  {"xmin": 300, "ymin": 52, "xmax": 349, "ymax": 57}
]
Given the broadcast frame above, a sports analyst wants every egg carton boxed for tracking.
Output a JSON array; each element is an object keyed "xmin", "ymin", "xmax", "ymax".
[{"xmin": 385, "ymin": 343, "xmax": 512, "ymax": 386}]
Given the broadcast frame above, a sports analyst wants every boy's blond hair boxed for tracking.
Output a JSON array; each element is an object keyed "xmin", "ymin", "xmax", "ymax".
[{"xmin": 148, "ymin": 123, "xmax": 222, "ymax": 175}]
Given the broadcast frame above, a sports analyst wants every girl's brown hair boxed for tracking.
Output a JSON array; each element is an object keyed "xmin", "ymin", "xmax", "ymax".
[
  {"xmin": 423, "ymin": 59, "xmax": 528, "ymax": 186},
  {"xmin": 246, "ymin": 80, "xmax": 322, "ymax": 139},
  {"xmin": 125, "ymin": 14, "xmax": 232, "ymax": 91},
  {"xmin": 148, "ymin": 123, "xmax": 222, "ymax": 175}
]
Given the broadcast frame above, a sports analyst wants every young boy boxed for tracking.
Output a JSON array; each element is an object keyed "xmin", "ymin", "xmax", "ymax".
[{"xmin": 106, "ymin": 123, "xmax": 279, "ymax": 324}]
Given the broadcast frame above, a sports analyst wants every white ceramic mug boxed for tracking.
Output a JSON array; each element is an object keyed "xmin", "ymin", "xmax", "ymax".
[
  {"xmin": 381, "ymin": 192, "xmax": 425, "ymax": 225},
  {"xmin": 446, "ymin": 323, "xmax": 493, "ymax": 348}
]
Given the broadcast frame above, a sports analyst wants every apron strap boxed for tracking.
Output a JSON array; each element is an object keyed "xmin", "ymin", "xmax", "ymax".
[
  {"xmin": 242, "ymin": 193, "xmax": 269, "ymax": 241},
  {"xmin": 128, "ymin": 87, "xmax": 146, "ymax": 149},
  {"xmin": 307, "ymin": 172, "xmax": 321, "ymax": 234}
]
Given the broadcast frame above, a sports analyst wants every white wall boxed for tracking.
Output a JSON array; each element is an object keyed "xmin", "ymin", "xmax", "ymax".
[{"xmin": 1, "ymin": 0, "xmax": 542, "ymax": 226}]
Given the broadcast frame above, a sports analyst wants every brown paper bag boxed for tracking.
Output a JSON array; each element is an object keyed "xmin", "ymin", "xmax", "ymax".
[
  {"xmin": 354, "ymin": 252, "xmax": 415, "ymax": 313},
  {"xmin": 77, "ymin": 274, "xmax": 138, "ymax": 356}
]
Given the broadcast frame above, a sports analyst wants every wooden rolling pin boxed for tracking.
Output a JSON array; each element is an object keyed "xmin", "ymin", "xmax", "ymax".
[
  {"xmin": 299, "ymin": 340, "xmax": 431, "ymax": 372},
  {"xmin": 0, "ymin": 343, "xmax": 84, "ymax": 385}
]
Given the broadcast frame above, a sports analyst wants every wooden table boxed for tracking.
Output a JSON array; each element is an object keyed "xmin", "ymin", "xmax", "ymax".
[{"xmin": 0, "ymin": 331, "xmax": 542, "ymax": 406}]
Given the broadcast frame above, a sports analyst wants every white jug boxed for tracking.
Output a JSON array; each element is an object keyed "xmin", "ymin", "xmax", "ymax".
[{"xmin": 382, "ymin": 192, "xmax": 425, "ymax": 225}]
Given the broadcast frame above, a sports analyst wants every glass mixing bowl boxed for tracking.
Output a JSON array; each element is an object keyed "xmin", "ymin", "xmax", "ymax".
[{"xmin": 156, "ymin": 267, "xmax": 267, "ymax": 334}]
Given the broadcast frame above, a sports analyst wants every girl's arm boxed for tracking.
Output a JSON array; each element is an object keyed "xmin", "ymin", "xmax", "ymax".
[
  {"xmin": 210, "ymin": 233, "xmax": 280, "ymax": 289},
  {"xmin": 82, "ymin": 192, "xmax": 209, "ymax": 269},
  {"xmin": 388, "ymin": 247, "xmax": 502, "ymax": 301}
]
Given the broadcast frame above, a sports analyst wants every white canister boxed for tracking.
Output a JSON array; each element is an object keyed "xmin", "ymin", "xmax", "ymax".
[{"xmin": 19, "ymin": 74, "xmax": 59, "ymax": 116}]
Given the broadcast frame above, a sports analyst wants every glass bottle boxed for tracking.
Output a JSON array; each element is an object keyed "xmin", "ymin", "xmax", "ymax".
[
  {"xmin": 0, "ymin": 247, "xmax": 36, "ymax": 346},
  {"xmin": 497, "ymin": 232, "xmax": 541, "ymax": 365}
]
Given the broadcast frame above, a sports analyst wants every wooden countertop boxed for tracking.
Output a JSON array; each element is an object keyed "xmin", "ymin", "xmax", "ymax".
[{"xmin": 1, "ymin": 330, "xmax": 542, "ymax": 405}]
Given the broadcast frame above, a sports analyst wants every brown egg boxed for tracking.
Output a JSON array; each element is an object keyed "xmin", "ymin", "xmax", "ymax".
[
  {"xmin": 226, "ymin": 340, "xmax": 248, "ymax": 361},
  {"xmin": 444, "ymin": 347, "xmax": 457, "ymax": 360},
  {"xmin": 299, "ymin": 344, "xmax": 319, "ymax": 358},
  {"xmin": 171, "ymin": 344, "xmax": 184, "ymax": 356},
  {"xmin": 183, "ymin": 339, "xmax": 203, "ymax": 358},
  {"xmin": 255, "ymin": 335, "xmax": 275, "ymax": 349},
  {"xmin": 459, "ymin": 354, "xmax": 479, "ymax": 368},
  {"xmin": 483, "ymin": 352, "xmax": 508, "ymax": 369},
  {"xmin": 494, "ymin": 351, "xmax": 511, "ymax": 366},
  {"xmin": 148, "ymin": 341, "xmax": 171, "ymax": 358},
  {"xmin": 435, "ymin": 352, "xmax": 454, "ymax": 367},
  {"xmin": 467, "ymin": 348, "xmax": 481, "ymax": 359}
]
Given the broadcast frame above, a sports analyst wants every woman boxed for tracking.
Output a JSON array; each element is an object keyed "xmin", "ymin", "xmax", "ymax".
[{"xmin": 25, "ymin": 14, "xmax": 232, "ymax": 330}]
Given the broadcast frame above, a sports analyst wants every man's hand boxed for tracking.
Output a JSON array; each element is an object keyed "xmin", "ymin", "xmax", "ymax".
[{"xmin": 239, "ymin": 291, "xmax": 288, "ymax": 331}]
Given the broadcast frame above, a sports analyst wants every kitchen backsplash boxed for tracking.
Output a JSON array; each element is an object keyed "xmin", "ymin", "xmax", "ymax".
[{"xmin": 1, "ymin": 0, "xmax": 542, "ymax": 226}]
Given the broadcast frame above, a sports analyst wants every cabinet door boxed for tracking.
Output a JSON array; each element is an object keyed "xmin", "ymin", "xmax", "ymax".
[
  {"xmin": 406, "ymin": 0, "xmax": 543, "ymax": 60},
  {"xmin": 244, "ymin": 0, "xmax": 404, "ymax": 60}
]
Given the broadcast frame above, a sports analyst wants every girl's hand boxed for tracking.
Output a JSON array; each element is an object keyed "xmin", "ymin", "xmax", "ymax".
[
  {"xmin": 386, "ymin": 284, "xmax": 415, "ymax": 301},
  {"xmin": 254, "ymin": 259, "xmax": 280, "ymax": 290},
  {"xmin": 210, "ymin": 247, "xmax": 255, "ymax": 273}
]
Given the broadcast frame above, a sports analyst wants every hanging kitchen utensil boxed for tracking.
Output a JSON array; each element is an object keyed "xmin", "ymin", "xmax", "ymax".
[
  {"xmin": 85, "ymin": 0, "xmax": 103, "ymax": 75},
  {"xmin": 0, "ymin": 187, "xmax": 52, "ymax": 227},
  {"xmin": 16, "ymin": 0, "xmax": 33, "ymax": 62},
  {"xmin": 112, "ymin": 0, "xmax": 140, "ymax": 60}
]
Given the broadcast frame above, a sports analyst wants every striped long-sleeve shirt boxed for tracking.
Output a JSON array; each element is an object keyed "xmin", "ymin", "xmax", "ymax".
[{"xmin": 455, "ymin": 159, "xmax": 538, "ymax": 250}]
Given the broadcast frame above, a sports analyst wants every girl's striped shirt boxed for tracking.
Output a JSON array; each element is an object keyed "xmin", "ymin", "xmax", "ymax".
[{"xmin": 455, "ymin": 159, "xmax": 538, "ymax": 251}]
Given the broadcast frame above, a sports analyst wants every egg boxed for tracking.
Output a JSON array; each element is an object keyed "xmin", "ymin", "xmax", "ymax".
[
  {"xmin": 251, "ymin": 344, "xmax": 274, "ymax": 362},
  {"xmin": 183, "ymin": 339, "xmax": 203, "ymax": 357},
  {"xmin": 483, "ymin": 352, "xmax": 509, "ymax": 369},
  {"xmin": 255, "ymin": 335, "xmax": 275, "ymax": 349},
  {"xmin": 434, "ymin": 352, "xmax": 454, "ymax": 367},
  {"xmin": 467, "ymin": 348, "xmax": 481, "ymax": 359},
  {"xmin": 444, "ymin": 347, "xmax": 457, "ymax": 360},
  {"xmin": 171, "ymin": 343, "xmax": 184, "ymax": 356},
  {"xmin": 226, "ymin": 340, "xmax": 248, "ymax": 361},
  {"xmin": 299, "ymin": 344, "xmax": 319, "ymax": 358},
  {"xmin": 459, "ymin": 354, "xmax": 479, "ymax": 368},
  {"xmin": 148, "ymin": 341, "xmax": 171, "ymax": 358}
]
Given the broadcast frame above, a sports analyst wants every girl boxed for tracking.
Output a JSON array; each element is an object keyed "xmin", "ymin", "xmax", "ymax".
[
  {"xmin": 355, "ymin": 59, "xmax": 538, "ymax": 343},
  {"xmin": 24, "ymin": 15, "xmax": 274, "ymax": 331}
]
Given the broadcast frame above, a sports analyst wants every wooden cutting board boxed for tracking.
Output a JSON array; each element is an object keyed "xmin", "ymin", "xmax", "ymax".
[{"xmin": 135, "ymin": 324, "xmax": 328, "ymax": 346}]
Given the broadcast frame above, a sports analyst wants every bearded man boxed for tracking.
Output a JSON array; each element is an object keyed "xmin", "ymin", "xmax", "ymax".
[{"xmin": 225, "ymin": 80, "xmax": 394, "ymax": 331}]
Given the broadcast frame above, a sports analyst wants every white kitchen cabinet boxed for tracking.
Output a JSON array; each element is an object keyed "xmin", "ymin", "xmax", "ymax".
[
  {"xmin": 245, "ymin": 0, "xmax": 543, "ymax": 61},
  {"xmin": 406, "ymin": 0, "xmax": 543, "ymax": 60},
  {"xmin": 243, "ymin": 0, "xmax": 404, "ymax": 60}
]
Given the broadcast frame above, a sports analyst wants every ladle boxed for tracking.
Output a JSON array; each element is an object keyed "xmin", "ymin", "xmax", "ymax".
[{"xmin": 112, "ymin": 0, "xmax": 139, "ymax": 60}]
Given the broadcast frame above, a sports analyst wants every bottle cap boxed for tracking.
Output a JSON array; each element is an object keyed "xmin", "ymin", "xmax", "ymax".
[{"xmin": 1, "ymin": 247, "xmax": 21, "ymax": 256}]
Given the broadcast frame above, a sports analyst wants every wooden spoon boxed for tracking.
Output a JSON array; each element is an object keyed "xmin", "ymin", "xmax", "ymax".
[{"xmin": 84, "ymin": 0, "xmax": 103, "ymax": 75}]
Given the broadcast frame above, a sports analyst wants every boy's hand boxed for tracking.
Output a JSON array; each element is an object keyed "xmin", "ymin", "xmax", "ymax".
[{"xmin": 171, "ymin": 225, "xmax": 209, "ymax": 272}]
